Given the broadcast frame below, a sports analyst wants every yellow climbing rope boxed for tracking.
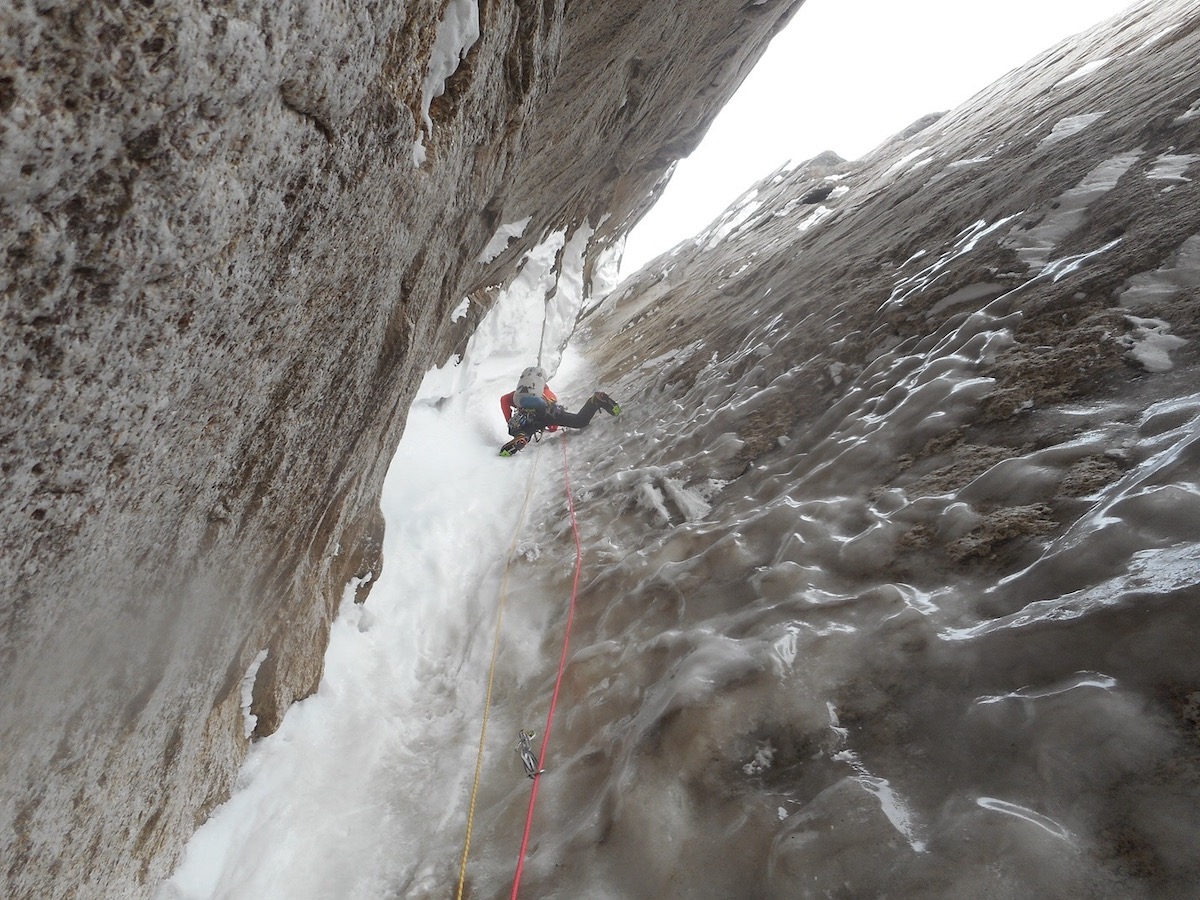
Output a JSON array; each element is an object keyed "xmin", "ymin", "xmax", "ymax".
[{"xmin": 455, "ymin": 448, "xmax": 543, "ymax": 899}]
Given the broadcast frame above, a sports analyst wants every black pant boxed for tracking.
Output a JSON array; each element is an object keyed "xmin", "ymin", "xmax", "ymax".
[
  {"xmin": 545, "ymin": 397, "xmax": 600, "ymax": 429},
  {"xmin": 513, "ymin": 397, "xmax": 599, "ymax": 440}
]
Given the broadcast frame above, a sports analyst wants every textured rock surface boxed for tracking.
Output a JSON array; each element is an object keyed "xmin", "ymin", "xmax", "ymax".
[
  {"xmin": 0, "ymin": 2, "xmax": 802, "ymax": 897},
  {"xmin": 594, "ymin": 3, "xmax": 1200, "ymax": 536},
  {"xmin": 514, "ymin": 2, "xmax": 1199, "ymax": 895}
]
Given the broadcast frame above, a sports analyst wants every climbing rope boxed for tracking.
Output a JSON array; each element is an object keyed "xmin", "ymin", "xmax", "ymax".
[
  {"xmin": 455, "ymin": 448, "xmax": 544, "ymax": 900},
  {"xmin": 535, "ymin": 293, "xmax": 552, "ymax": 368},
  {"xmin": 511, "ymin": 433, "xmax": 584, "ymax": 898},
  {"xmin": 537, "ymin": 244, "xmax": 568, "ymax": 369},
  {"xmin": 536, "ymin": 305, "xmax": 550, "ymax": 369}
]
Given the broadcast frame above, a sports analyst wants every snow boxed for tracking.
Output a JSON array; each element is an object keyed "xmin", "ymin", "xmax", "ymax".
[
  {"xmin": 1055, "ymin": 57, "xmax": 1111, "ymax": 87},
  {"xmin": 946, "ymin": 155, "xmax": 992, "ymax": 168},
  {"xmin": 160, "ymin": 233, "xmax": 1200, "ymax": 893},
  {"xmin": 478, "ymin": 216, "xmax": 533, "ymax": 263},
  {"xmin": 1037, "ymin": 111, "xmax": 1106, "ymax": 147},
  {"xmin": 159, "ymin": 156, "xmax": 1200, "ymax": 899},
  {"xmin": 1120, "ymin": 316, "xmax": 1188, "ymax": 373},
  {"xmin": 702, "ymin": 192, "xmax": 762, "ymax": 250},
  {"xmin": 412, "ymin": 0, "xmax": 480, "ymax": 164},
  {"xmin": 1117, "ymin": 232, "xmax": 1200, "ymax": 308},
  {"xmin": 796, "ymin": 204, "xmax": 834, "ymax": 233},
  {"xmin": 1145, "ymin": 152, "xmax": 1199, "ymax": 185},
  {"xmin": 461, "ymin": 225, "xmax": 597, "ymax": 380},
  {"xmin": 1136, "ymin": 25, "xmax": 1181, "ymax": 51},
  {"xmin": 1005, "ymin": 151, "xmax": 1140, "ymax": 272},
  {"xmin": 1174, "ymin": 100, "xmax": 1200, "ymax": 125},
  {"xmin": 883, "ymin": 146, "xmax": 932, "ymax": 176},
  {"xmin": 773, "ymin": 198, "xmax": 802, "ymax": 218},
  {"xmin": 163, "ymin": 368, "xmax": 571, "ymax": 896},
  {"xmin": 238, "ymin": 650, "xmax": 269, "ymax": 739}
]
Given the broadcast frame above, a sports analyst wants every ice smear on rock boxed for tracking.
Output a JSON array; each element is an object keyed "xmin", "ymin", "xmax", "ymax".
[
  {"xmin": 166, "ymin": 215, "xmax": 1200, "ymax": 899},
  {"xmin": 239, "ymin": 650, "xmax": 269, "ymax": 739},
  {"xmin": 957, "ymin": 392, "xmax": 1200, "ymax": 624},
  {"xmin": 1005, "ymin": 151, "xmax": 1140, "ymax": 272},
  {"xmin": 886, "ymin": 217, "xmax": 1019, "ymax": 309},
  {"xmin": 1118, "ymin": 233, "xmax": 1200, "ymax": 308}
]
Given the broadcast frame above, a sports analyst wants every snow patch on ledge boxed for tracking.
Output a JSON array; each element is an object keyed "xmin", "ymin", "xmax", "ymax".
[
  {"xmin": 884, "ymin": 146, "xmax": 931, "ymax": 177},
  {"xmin": 1137, "ymin": 24, "xmax": 1182, "ymax": 51},
  {"xmin": 702, "ymin": 191, "xmax": 761, "ymax": 251},
  {"xmin": 1174, "ymin": 100, "xmax": 1200, "ymax": 125},
  {"xmin": 1121, "ymin": 316, "xmax": 1188, "ymax": 373},
  {"xmin": 1056, "ymin": 57, "xmax": 1111, "ymax": 87},
  {"xmin": 947, "ymin": 156, "xmax": 992, "ymax": 169},
  {"xmin": 797, "ymin": 204, "xmax": 834, "ymax": 233},
  {"xmin": 1038, "ymin": 112, "xmax": 1106, "ymax": 147},
  {"xmin": 478, "ymin": 216, "xmax": 532, "ymax": 263}
]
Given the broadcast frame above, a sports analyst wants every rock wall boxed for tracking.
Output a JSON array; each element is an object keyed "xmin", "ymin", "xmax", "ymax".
[
  {"xmin": 595, "ymin": 1, "xmax": 1200, "ymax": 476},
  {"xmin": 514, "ymin": 2, "xmax": 1200, "ymax": 895},
  {"xmin": 0, "ymin": 1, "xmax": 803, "ymax": 896}
]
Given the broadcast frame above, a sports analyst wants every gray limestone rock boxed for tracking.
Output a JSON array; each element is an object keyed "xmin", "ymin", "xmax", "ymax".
[{"xmin": 556, "ymin": 2, "xmax": 1200, "ymax": 896}]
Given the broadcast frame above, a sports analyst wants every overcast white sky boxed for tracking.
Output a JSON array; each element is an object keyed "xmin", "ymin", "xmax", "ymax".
[{"xmin": 620, "ymin": 0, "xmax": 1138, "ymax": 276}]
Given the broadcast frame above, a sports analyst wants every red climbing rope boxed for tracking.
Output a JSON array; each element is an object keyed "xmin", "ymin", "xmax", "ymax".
[{"xmin": 510, "ymin": 434, "xmax": 584, "ymax": 899}]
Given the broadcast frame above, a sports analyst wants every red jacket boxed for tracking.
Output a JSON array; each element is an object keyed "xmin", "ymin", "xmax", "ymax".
[{"xmin": 501, "ymin": 387, "xmax": 559, "ymax": 431}]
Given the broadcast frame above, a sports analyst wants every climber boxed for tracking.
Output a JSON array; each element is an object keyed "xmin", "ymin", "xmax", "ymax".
[
  {"xmin": 516, "ymin": 728, "xmax": 544, "ymax": 779},
  {"xmin": 499, "ymin": 365, "xmax": 620, "ymax": 457}
]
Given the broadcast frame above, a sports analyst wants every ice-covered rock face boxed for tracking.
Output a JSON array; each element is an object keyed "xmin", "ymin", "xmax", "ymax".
[
  {"xmin": 0, "ymin": 1, "xmax": 803, "ymax": 897},
  {"xmin": 460, "ymin": 3, "xmax": 1200, "ymax": 897}
]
